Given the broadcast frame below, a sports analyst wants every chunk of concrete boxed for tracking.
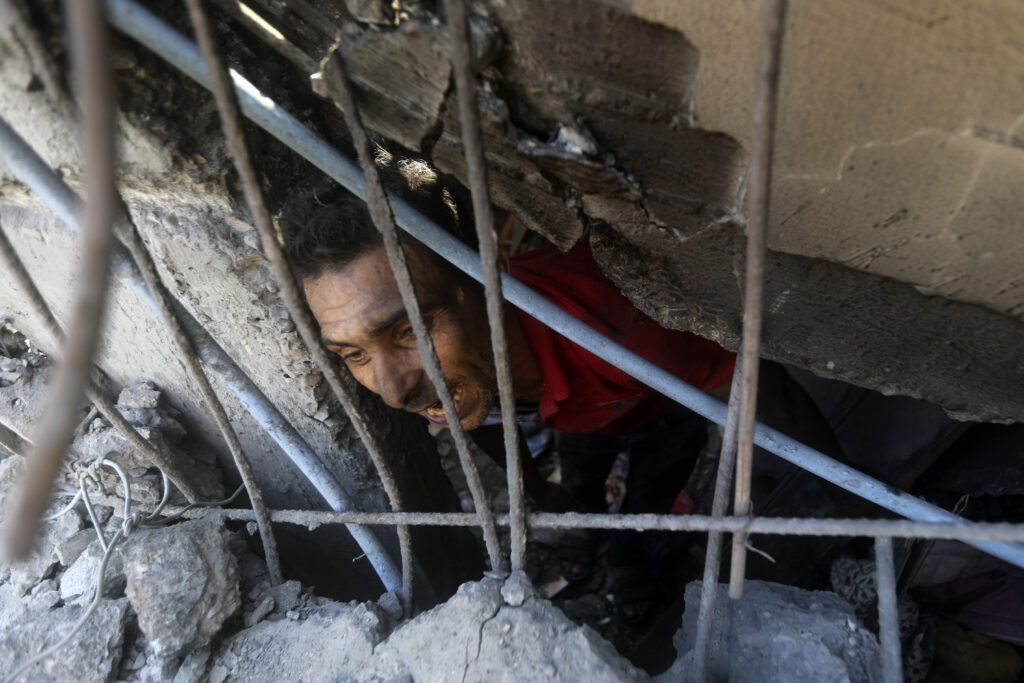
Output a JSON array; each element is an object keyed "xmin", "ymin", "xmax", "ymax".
[
  {"xmin": 208, "ymin": 601, "xmax": 388, "ymax": 682},
  {"xmin": 60, "ymin": 539, "xmax": 125, "ymax": 605},
  {"xmin": 0, "ymin": 598, "xmax": 129, "ymax": 681},
  {"xmin": 658, "ymin": 580, "xmax": 882, "ymax": 683},
  {"xmin": 375, "ymin": 578, "xmax": 649, "ymax": 682},
  {"xmin": 7, "ymin": 510, "xmax": 82, "ymax": 595},
  {"xmin": 119, "ymin": 519, "xmax": 240, "ymax": 658}
]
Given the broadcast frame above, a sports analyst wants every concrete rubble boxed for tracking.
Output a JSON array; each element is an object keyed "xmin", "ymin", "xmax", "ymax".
[{"xmin": 659, "ymin": 580, "xmax": 883, "ymax": 683}]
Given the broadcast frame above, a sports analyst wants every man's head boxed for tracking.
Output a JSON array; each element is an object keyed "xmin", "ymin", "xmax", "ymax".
[{"xmin": 280, "ymin": 155, "xmax": 499, "ymax": 430}]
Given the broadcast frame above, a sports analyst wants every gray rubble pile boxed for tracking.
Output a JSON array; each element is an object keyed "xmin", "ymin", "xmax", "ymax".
[
  {"xmin": 74, "ymin": 381, "xmax": 224, "ymax": 503},
  {"xmin": 659, "ymin": 580, "xmax": 883, "ymax": 683}
]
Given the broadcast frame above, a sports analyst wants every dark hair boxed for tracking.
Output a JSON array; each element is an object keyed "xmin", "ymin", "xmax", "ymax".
[{"xmin": 278, "ymin": 149, "xmax": 471, "ymax": 282}]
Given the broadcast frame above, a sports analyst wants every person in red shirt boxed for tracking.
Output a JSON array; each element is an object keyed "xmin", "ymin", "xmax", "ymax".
[{"xmin": 282, "ymin": 161, "xmax": 843, "ymax": 619}]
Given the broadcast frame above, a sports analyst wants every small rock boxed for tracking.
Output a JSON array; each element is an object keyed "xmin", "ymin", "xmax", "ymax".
[
  {"xmin": 261, "ymin": 579, "xmax": 302, "ymax": 615},
  {"xmin": 55, "ymin": 529, "xmax": 96, "ymax": 567},
  {"xmin": 60, "ymin": 540, "xmax": 124, "ymax": 604},
  {"xmin": 117, "ymin": 381, "xmax": 162, "ymax": 410},
  {"xmin": 377, "ymin": 590, "xmax": 404, "ymax": 622},
  {"xmin": 173, "ymin": 646, "xmax": 211, "ymax": 683},
  {"xmin": 501, "ymin": 569, "xmax": 535, "ymax": 607},
  {"xmin": 244, "ymin": 595, "xmax": 275, "ymax": 627},
  {"xmin": 120, "ymin": 519, "xmax": 239, "ymax": 658},
  {"xmin": 286, "ymin": 610, "xmax": 300, "ymax": 621}
]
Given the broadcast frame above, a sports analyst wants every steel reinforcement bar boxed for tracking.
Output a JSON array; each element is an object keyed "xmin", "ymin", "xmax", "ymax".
[{"xmin": 104, "ymin": 0, "xmax": 1024, "ymax": 571}]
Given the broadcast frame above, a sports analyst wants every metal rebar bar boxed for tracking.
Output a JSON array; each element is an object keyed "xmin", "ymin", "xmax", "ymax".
[
  {"xmin": 444, "ymin": 0, "xmax": 526, "ymax": 573},
  {"xmin": 692, "ymin": 368, "xmax": 743, "ymax": 682},
  {"xmin": 0, "ymin": 220, "xmax": 205, "ymax": 502},
  {"xmin": 322, "ymin": 50, "xmax": 504, "ymax": 573},
  {"xmin": 114, "ymin": 207, "xmax": 283, "ymax": 585},
  {"xmin": 729, "ymin": 0, "xmax": 788, "ymax": 601},
  {"xmin": 207, "ymin": 0, "xmax": 318, "ymax": 73},
  {"xmin": 0, "ymin": 114, "xmax": 402, "ymax": 595},
  {"xmin": 5, "ymin": 0, "xmax": 117, "ymax": 560},
  {"xmin": 875, "ymin": 536, "xmax": 903, "ymax": 683},
  {"xmin": 103, "ymin": 0, "xmax": 1024, "ymax": 572},
  {"xmin": 79, "ymin": 495, "xmax": 1024, "ymax": 544},
  {"xmin": 184, "ymin": 0, "xmax": 415, "ymax": 610}
]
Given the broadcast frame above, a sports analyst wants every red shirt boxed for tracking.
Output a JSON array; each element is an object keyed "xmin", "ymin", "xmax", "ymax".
[{"xmin": 511, "ymin": 244, "xmax": 735, "ymax": 434}]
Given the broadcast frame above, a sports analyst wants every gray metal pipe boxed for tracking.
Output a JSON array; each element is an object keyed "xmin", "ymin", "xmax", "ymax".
[
  {"xmin": 0, "ymin": 115, "xmax": 401, "ymax": 592},
  {"xmin": 104, "ymin": 0, "xmax": 1024, "ymax": 570}
]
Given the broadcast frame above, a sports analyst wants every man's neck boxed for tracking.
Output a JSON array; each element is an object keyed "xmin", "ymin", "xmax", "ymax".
[{"xmin": 504, "ymin": 303, "xmax": 544, "ymax": 402}]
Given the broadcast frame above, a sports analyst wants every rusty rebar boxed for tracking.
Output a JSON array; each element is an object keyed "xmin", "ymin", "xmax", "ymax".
[
  {"xmin": 114, "ymin": 207, "xmax": 283, "ymax": 585},
  {"xmin": 80, "ymin": 495, "xmax": 1024, "ymax": 545},
  {"xmin": 5, "ymin": 0, "xmax": 117, "ymax": 559},
  {"xmin": 0, "ymin": 221, "xmax": 203, "ymax": 502},
  {"xmin": 875, "ymin": 537, "xmax": 904, "ymax": 683},
  {"xmin": 322, "ymin": 50, "xmax": 505, "ymax": 573},
  {"xmin": 183, "ymin": 0, "xmax": 416, "ymax": 610},
  {"xmin": 729, "ymin": 0, "xmax": 788, "ymax": 601},
  {"xmin": 443, "ymin": 0, "xmax": 526, "ymax": 572},
  {"xmin": 692, "ymin": 369, "xmax": 743, "ymax": 683}
]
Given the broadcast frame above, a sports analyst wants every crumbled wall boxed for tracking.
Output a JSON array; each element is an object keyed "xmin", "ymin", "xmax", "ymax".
[{"xmin": 0, "ymin": 6, "xmax": 477, "ymax": 603}]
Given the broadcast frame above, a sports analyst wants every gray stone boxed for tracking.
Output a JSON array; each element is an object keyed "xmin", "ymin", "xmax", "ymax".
[
  {"xmin": 377, "ymin": 590, "xmax": 404, "ymax": 622},
  {"xmin": 60, "ymin": 539, "xmax": 125, "ymax": 604},
  {"xmin": 0, "ymin": 598, "xmax": 129, "ymax": 682},
  {"xmin": 244, "ymin": 595, "xmax": 275, "ymax": 627},
  {"xmin": 173, "ymin": 647, "xmax": 212, "ymax": 683},
  {"xmin": 7, "ymin": 509, "xmax": 82, "ymax": 595},
  {"xmin": 118, "ymin": 381, "xmax": 162, "ymax": 410},
  {"xmin": 209, "ymin": 601, "xmax": 388, "ymax": 681},
  {"xmin": 375, "ymin": 578, "xmax": 649, "ymax": 682},
  {"xmin": 55, "ymin": 528, "xmax": 96, "ymax": 567},
  {"xmin": 119, "ymin": 519, "xmax": 240, "ymax": 658},
  {"xmin": 658, "ymin": 580, "xmax": 882, "ymax": 683}
]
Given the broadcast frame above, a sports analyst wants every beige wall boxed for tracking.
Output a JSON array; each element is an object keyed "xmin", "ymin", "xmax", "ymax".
[{"xmin": 633, "ymin": 0, "xmax": 1024, "ymax": 319}]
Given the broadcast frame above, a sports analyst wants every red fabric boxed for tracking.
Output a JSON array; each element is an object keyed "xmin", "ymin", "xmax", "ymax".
[{"xmin": 510, "ymin": 244, "xmax": 735, "ymax": 434}]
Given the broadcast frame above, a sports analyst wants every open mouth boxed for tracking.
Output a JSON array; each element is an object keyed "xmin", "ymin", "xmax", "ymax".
[{"xmin": 418, "ymin": 384, "xmax": 464, "ymax": 425}]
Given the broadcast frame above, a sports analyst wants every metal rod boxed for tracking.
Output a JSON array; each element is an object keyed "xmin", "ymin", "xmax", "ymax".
[
  {"xmin": 5, "ymin": 0, "xmax": 116, "ymax": 560},
  {"xmin": 115, "ymin": 206, "xmax": 283, "ymax": 585},
  {"xmin": 82, "ymin": 496, "xmax": 1024, "ymax": 543},
  {"xmin": 875, "ymin": 537, "xmax": 903, "ymax": 683},
  {"xmin": 103, "ymin": 0, "xmax": 1024, "ymax": 570},
  {"xmin": 444, "ymin": 0, "xmax": 526, "ymax": 573},
  {"xmin": 693, "ymin": 369, "xmax": 743, "ymax": 682},
  {"xmin": 0, "ymin": 113, "xmax": 402, "ymax": 593},
  {"xmin": 729, "ymin": 0, "xmax": 788, "ymax": 601},
  {"xmin": 0, "ymin": 218, "xmax": 203, "ymax": 501},
  {"xmin": 207, "ymin": 0, "xmax": 318, "ymax": 73},
  {"xmin": 322, "ymin": 50, "xmax": 505, "ymax": 573},
  {"xmin": 184, "ymin": 0, "xmax": 412, "ymax": 609}
]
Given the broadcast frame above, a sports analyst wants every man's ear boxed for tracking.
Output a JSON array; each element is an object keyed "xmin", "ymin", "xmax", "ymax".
[{"xmin": 498, "ymin": 247, "xmax": 511, "ymax": 273}]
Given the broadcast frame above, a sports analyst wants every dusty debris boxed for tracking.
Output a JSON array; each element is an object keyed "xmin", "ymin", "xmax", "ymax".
[
  {"xmin": 119, "ymin": 518, "xmax": 241, "ymax": 660},
  {"xmin": 375, "ymin": 575, "xmax": 650, "ymax": 682},
  {"xmin": 0, "ymin": 598, "xmax": 130, "ymax": 682},
  {"xmin": 73, "ymin": 381, "xmax": 224, "ymax": 503},
  {"xmin": 660, "ymin": 580, "xmax": 882, "ymax": 683}
]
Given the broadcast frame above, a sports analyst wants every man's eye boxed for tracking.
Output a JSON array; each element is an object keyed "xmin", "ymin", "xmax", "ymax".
[
  {"xmin": 398, "ymin": 326, "xmax": 416, "ymax": 342},
  {"xmin": 340, "ymin": 349, "xmax": 366, "ymax": 365}
]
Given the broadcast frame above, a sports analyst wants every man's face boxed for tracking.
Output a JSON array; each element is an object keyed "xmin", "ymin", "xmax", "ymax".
[{"xmin": 305, "ymin": 243, "xmax": 497, "ymax": 430}]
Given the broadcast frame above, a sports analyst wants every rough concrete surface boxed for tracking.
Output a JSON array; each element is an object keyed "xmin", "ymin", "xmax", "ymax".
[
  {"xmin": 0, "ymin": 598, "xmax": 130, "ymax": 682},
  {"xmin": 119, "ymin": 519, "xmax": 241, "ymax": 659},
  {"xmin": 375, "ymin": 574, "xmax": 649, "ymax": 682},
  {"xmin": 660, "ymin": 580, "xmax": 882, "ymax": 683}
]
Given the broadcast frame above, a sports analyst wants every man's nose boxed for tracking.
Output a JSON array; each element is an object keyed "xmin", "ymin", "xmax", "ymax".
[{"xmin": 373, "ymin": 355, "xmax": 424, "ymax": 410}]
